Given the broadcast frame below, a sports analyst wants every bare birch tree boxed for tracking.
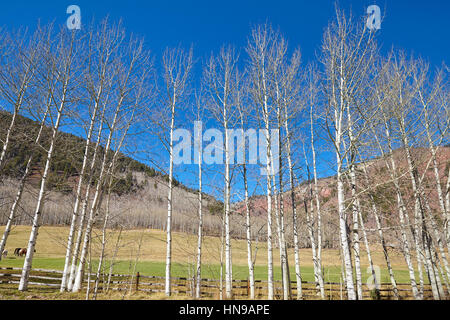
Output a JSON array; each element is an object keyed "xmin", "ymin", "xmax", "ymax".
[
  {"xmin": 246, "ymin": 24, "xmax": 278, "ymax": 299},
  {"xmin": 61, "ymin": 19, "xmax": 125, "ymax": 291},
  {"xmin": 0, "ymin": 28, "xmax": 48, "ymax": 259},
  {"xmin": 369, "ymin": 56, "xmax": 421, "ymax": 299},
  {"xmin": 0, "ymin": 29, "xmax": 42, "ymax": 171},
  {"xmin": 19, "ymin": 27, "xmax": 82, "ymax": 291},
  {"xmin": 147, "ymin": 46, "xmax": 193, "ymax": 296},
  {"xmin": 204, "ymin": 46, "xmax": 240, "ymax": 299},
  {"xmin": 320, "ymin": 7, "xmax": 378, "ymax": 299},
  {"xmin": 236, "ymin": 76, "xmax": 256, "ymax": 299},
  {"xmin": 305, "ymin": 66, "xmax": 325, "ymax": 298},
  {"xmin": 72, "ymin": 36, "xmax": 152, "ymax": 292}
]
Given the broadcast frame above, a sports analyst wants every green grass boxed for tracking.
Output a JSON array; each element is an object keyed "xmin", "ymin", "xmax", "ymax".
[{"xmin": 0, "ymin": 256, "xmax": 424, "ymax": 284}]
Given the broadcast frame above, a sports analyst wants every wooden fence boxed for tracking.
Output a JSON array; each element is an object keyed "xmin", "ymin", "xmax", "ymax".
[{"xmin": 0, "ymin": 267, "xmax": 442, "ymax": 300}]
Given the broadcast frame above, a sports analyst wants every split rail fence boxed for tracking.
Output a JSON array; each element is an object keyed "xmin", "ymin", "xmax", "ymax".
[{"xmin": 0, "ymin": 267, "xmax": 443, "ymax": 300}]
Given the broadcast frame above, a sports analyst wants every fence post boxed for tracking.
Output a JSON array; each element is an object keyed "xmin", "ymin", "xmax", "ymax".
[
  {"xmin": 136, "ymin": 272, "xmax": 140, "ymax": 292},
  {"xmin": 247, "ymin": 277, "xmax": 250, "ymax": 297}
]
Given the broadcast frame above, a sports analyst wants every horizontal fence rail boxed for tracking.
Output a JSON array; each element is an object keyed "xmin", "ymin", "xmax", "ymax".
[{"xmin": 0, "ymin": 267, "xmax": 444, "ymax": 300}]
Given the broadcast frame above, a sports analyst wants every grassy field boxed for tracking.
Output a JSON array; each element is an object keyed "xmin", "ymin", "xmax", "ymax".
[{"xmin": 0, "ymin": 225, "xmax": 421, "ymax": 285}]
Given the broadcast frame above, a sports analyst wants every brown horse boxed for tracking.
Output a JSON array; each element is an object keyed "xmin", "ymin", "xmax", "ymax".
[
  {"xmin": 18, "ymin": 248, "xmax": 35, "ymax": 257},
  {"xmin": 18, "ymin": 248, "xmax": 27, "ymax": 257}
]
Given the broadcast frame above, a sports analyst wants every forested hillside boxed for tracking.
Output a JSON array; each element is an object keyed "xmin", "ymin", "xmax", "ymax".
[
  {"xmin": 1, "ymin": 110, "xmax": 173, "ymax": 194},
  {"xmin": 0, "ymin": 110, "xmax": 221, "ymax": 230}
]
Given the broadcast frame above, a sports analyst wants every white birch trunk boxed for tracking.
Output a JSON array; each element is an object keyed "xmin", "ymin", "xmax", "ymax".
[
  {"xmin": 0, "ymin": 110, "xmax": 18, "ymax": 169},
  {"xmin": 358, "ymin": 205, "xmax": 377, "ymax": 292},
  {"xmin": 72, "ymin": 96, "xmax": 127, "ymax": 292},
  {"xmin": 93, "ymin": 173, "xmax": 114, "ymax": 299},
  {"xmin": 422, "ymin": 101, "xmax": 450, "ymax": 288},
  {"xmin": 271, "ymin": 174, "xmax": 288, "ymax": 300},
  {"xmin": 303, "ymin": 146, "xmax": 321, "ymax": 299},
  {"xmin": 195, "ymin": 151, "xmax": 203, "ymax": 299},
  {"xmin": 17, "ymin": 32, "xmax": 75, "ymax": 285},
  {"xmin": 61, "ymin": 94, "xmax": 101, "ymax": 291},
  {"xmin": 399, "ymin": 117, "xmax": 440, "ymax": 299},
  {"xmin": 219, "ymin": 211, "xmax": 225, "ymax": 300},
  {"xmin": 310, "ymin": 122, "xmax": 325, "ymax": 298},
  {"xmin": 72, "ymin": 188, "xmax": 103, "ymax": 292},
  {"xmin": 239, "ymin": 110, "xmax": 255, "ymax": 299},
  {"xmin": 276, "ymin": 120, "xmax": 290, "ymax": 300},
  {"xmin": 375, "ymin": 119, "xmax": 420, "ymax": 299},
  {"xmin": 0, "ymin": 106, "xmax": 49, "ymax": 260},
  {"xmin": 19, "ymin": 92, "xmax": 66, "ymax": 291},
  {"xmin": 305, "ymin": 184, "xmax": 319, "ymax": 298},
  {"xmin": 243, "ymin": 161, "xmax": 255, "ymax": 299},
  {"xmin": 73, "ymin": 109, "xmax": 133, "ymax": 292},
  {"xmin": 273, "ymin": 72, "xmax": 292, "ymax": 301},
  {"xmin": 0, "ymin": 71, "xmax": 30, "ymax": 170},
  {"xmin": 266, "ymin": 170, "xmax": 274, "ymax": 300},
  {"xmin": 349, "ymin": 165, "xmax": 362, "ymax": 299},
  {"xmin": 335, "ymin": 82, "xmax": 356, "ymax": 299},
  {"xmin": 285, "ymin": 117, "xmax": 302, "ymax": 299},
  {"xmin": 238, "ymin": 90, "xmax": 255, "ymax": 299},
  {"xmin": 165, "ymin": 94, "xmax": 176, "ymax": 296},
  {"xmin": 67, "ymin": 104, "xmax": 106, "ymax": 291},
  {"xmin": 422, "ymin": 186, "xmax": 450, "ymax": 295},
  {"xmin": 261, "ymin": 63, "xmax": 274, "ymax": 300},
  {"xmin": 224, "ymin": 117, "xmax": 232, "ymax": 299}
]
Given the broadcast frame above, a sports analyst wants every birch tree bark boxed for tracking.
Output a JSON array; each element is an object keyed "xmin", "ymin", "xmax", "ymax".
[
  {"xmin": 73, "ymin": 39, "xmax": 152, "ymax": 292},
  {"xmin": 204, "ymin": 46, "xmax": 240, "ymax": 299},
  {"xmin": 0, "ymin": 104, "xmax": 50, "ymax": 260},
  {"xmin": 156, "ymin": 47, "xmax": 193, "ymax": 296},
  {"xmin": 417, "ymin": 70, "xmax": 450, "ymax": 289},
  {"xmin": 302, "ymin": 70, "xmax": 326, "ymax": 298},
  {"xmin": 72, "ymin": 98, "xmax": 135, "ymax": 292},
  {"xmin": 370, "ymin": 77, "xmax": 420, "ymax": 298},
  {"xmin": 61, "ymin": 20, "xmax": 121, "ymax": 291},
  {"xmin": 321, "ymin": 14, "xmax": 354, "ymax": 300},
  {"xmin": 236, "ymin": 86, "xmax": 255, "ymax": 299},
  {"xmin": 286, "ymin": 127, "xmax": 302, "ymax": 299},
  {"xmin": 269, "ymin": 40, "xmax": 300, "ymax": 299},
  {"xmin": 387, "ymin": 56, "xmax": 441, "ymax": 299},
  {"xmin": 309, "ymin": 101, "xmax": 325, "ymax": 298},
  {"xmin": 285, "ymin": 104, "xmax": 303, "ymax": 299},
  {"xmin": 195, "ymin": 141, "xmax": 203, "ymax": 299},
  {"xmin": 93, "ymin": 160, "xmax": 116, "ymax": 299},
  {"xmin": 247, "ymin": 25, "xmax": 279, "ymax": 299},
  {"xmin": 60, "ymin": 21, "xmax": 120, "ymax": 292},
  {"xmin": 320, "ymin": 7, "xmax": 381, "ymax": 299},
  {"xmin": 194, "ymin": 95, "xmax": 204, "ymax": 299},
  {"xmin": 19, "ymin": 29, "xmax": 80, "ymax": 291},
  {"xmin": 72, "ymin": 129, "xmax": 114, "ymax": 292},
  {"xmin": 67, "ymin": 101, "xmax": 107, "ymax": 291}
]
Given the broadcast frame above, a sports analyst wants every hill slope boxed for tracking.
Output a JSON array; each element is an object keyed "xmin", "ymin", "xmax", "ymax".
[
  {"xmin": 234, "ymin": 146, "xmax": 450, "ymax": 248},
  {"xmin": 0, "ymin": 111, "xmax": 221, "ymax": 233}
]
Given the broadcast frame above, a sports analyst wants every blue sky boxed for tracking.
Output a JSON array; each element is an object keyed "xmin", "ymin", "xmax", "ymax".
[
  {"xmin": 1, "ymin": 0, "xmax": 448, "ymax": 200},
  {"xmin": 1, "ymin": 0, "xmax": 448, "ymax": 66}
]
